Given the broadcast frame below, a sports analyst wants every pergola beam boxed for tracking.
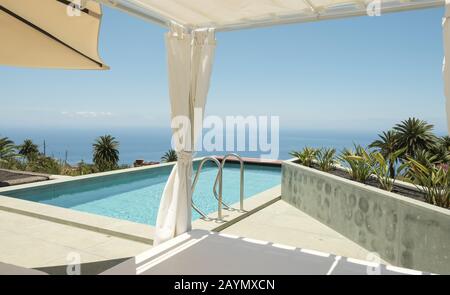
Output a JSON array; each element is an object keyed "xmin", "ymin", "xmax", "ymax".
[
  {"xmin": 216, "ymin": 0, "xmax": 444, "ymax": 32},
  {"xmin": 94, "ymin": 0, "xmax": 444, "ymax": 32},
  {"xmin": 95, "ymin": 0, "xmax": 170, "ymax": 28},
  {"xmin": 302, "ymin": 0, "xmax": 320, "ymax": 15}
]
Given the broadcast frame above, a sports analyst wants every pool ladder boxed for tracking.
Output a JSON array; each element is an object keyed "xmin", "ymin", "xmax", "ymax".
[{"xmin": 191, "ymin": 154, "xmax": 245, "ymax": 221}]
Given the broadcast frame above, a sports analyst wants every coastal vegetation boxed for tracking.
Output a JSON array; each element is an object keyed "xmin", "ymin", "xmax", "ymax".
[
  {"xmin": 18, "ymin": 139, "xmax": 39, "ymax": 161},
  {"xmin": 161, "ymin": 149, "xmax": 178, "ymax": 163},
  {"xmin": 0, "ymin": 135, "xmax": 124, "ymax": 176},
  {"xmin": 0, "ymin": 134, "xmax": 180, "ymax": 177},
  {"xmin": 93, "ymin": 135, "xmax": 120, "ymax": 172},
  {"xmin": 290, "ymin": 118, "xmax": 450, "ymax": 209},
  {"xmin": 1, "ymin": 117, "xmax": 448, "ymax": 209}
]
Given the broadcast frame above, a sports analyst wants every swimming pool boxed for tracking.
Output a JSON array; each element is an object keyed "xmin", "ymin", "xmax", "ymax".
[{"xmin": 0, "ymin": 162, "xmax": 281, "ymax": 226}]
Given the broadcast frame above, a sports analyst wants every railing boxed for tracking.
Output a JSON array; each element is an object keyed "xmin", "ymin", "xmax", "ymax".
[
  {"xmin": 213, "ymin": 153, "xmax": 245, "ymax": 212},
  {"xmin": 191, "ymin": 154, "xmax": 245, "ymax": 222},
  {"xmin": 191, "ymin": 156, "xmax": 223, "ymax": 220}
]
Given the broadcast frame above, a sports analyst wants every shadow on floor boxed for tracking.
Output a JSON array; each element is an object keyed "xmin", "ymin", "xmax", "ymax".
[{"xmin": 35, "ymin": 257, "xmax": 130, "ymax": 275}]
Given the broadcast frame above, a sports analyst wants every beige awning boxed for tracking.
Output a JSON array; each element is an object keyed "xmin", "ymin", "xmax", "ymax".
[{"xmin": 0, "ymin": 0, "xmax": 108, "ymax": 70}]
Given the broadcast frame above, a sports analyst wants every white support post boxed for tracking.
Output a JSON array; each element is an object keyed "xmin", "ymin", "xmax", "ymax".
[{"xmin": 443, "ymin": 0, "xmax": 450, "ymax": 133}]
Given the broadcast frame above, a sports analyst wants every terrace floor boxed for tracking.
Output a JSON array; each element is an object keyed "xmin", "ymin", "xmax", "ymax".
[
  {"xmin": 0, "ymin": 210, "xmax": 151, "ymax": 274},
  {"xmin": 221, "ymin": 200, "xmax": 382, "ymax": 262},
  {"xmin": 0, "ymin": 196, "xmax": 382, "ymax": 274}
]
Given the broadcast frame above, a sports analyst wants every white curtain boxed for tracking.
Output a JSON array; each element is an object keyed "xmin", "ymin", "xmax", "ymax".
[
  {"xmin": 443, "ymin": 0, "xmax": 450, "ymax": 133},
  {"xmin": 154, "ymin": 23, "xmax": 216, "ymax": 245}
]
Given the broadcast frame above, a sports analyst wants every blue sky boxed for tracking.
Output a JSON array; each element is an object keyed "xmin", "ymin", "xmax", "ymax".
[{"xmin": 1, "ymin": 6, "xmax": 447, "ymax": 134}]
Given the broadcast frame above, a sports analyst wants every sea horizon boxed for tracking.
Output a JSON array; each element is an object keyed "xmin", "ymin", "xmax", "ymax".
[{"xmin": 0, "ymin": 126, "xmax": 401, "ymax": 165}]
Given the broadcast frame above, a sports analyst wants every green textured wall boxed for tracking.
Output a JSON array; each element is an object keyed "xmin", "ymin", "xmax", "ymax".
[{"xmin": 282, "ymin": 161, "xmax": 450, "ymax": 274}]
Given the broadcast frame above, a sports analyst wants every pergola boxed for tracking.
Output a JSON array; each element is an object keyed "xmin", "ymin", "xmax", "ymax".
[
  {"xmin": 1, "ymin": 0, "xmax": 448, "ymax": 245},
  {"xmin": 97, "ymin": 0, "xmax": 444, "ymax": 31}
]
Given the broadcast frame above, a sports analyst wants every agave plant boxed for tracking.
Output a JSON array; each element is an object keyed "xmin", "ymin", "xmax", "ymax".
[
  {"xmin": 370, "ymin": 150, "xmax": 407, "ymax": 191},
  {"xmin": 406, "ymin": 158, "xmax": 450, "ymax": 209},
  {"xmin": 411, "ymin": 149, "xmax": 439, "ymax": 169},
  {"xmin": 161, "ymin": 149, "xmax": 178, "ymax": 163},
  {"xmin": 339, "ymin": 145, "xmax": 373, "ymax": 183},
  {"xmin": 316, "ymin": 148, "xmax": 336, "ymax": 172},
  {"xmin": 290, "ymin": 147, "xmax": 319, "ymax": 168}
]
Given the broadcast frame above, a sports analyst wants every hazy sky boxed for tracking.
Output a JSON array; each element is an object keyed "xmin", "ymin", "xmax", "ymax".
[{"xmin": 0, "ymin": 6, "xmax": 447, "ymax": 134}]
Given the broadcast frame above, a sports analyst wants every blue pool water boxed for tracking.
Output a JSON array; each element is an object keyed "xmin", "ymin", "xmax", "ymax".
[{"xmin": 1, "ymin": 163, "xmax": 281, "ymax": 225}]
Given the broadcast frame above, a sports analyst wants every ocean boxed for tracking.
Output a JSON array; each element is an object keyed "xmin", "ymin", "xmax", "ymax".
[{"xmin": 2, "ymin": 127, "xmax": 376, "ymax": 165}]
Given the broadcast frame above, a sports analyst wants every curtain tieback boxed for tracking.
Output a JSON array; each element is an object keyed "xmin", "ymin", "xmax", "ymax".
[{"xmin": 177, "ymin": 151, "xmax": 193, "ymax": 163}]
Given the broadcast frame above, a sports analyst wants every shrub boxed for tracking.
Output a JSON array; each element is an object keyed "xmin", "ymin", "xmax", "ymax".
[
  {"xmin": 290, "ymin": 147, "xmax": 319, "ymax": 168},
  {"xmin": 0, "ymin": 157, "xmax": 25, "ymax": 170},
  {"xmin": 429, "ymin": 142, "xmax": 450, "ymax": 165},
  {"xmin": 406, "ymin": 159, "xmax": 450, "ymax": 208},
  {"xmin": 26, "ymin": 156, "xmax": 62, "ymax": 175},
  {"xmin": 60, "ymin": 160, "xmax": 98, "ymax": 176},
  {"xmin": 316, "ymin": 148, "xmax": 336, "ymax": 172},
  {"xmin": 339, "ymin": 145, "xmax": 373, "ymax": 183},
  {"xmin": 371, "ymin": 151, "xmax": 407, "ymax": 192},
  {"xmin": 411, "ymin": 149, "xmax": 439, "ymax": 169}
]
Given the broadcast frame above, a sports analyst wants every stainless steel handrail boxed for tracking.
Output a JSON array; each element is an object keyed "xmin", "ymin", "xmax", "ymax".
[
  {"xmin": 213, "ymin": 153, "xmax": 245, "ymax": 212},
  {"xmin": 191, "ymin": 156, "xmax": 223, "ymax": 220}
]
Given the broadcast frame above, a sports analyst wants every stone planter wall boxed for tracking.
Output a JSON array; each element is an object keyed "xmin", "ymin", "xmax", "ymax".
[{"xmin": 281, "ymin": 161, "xmax": 450, "ymax": 274}]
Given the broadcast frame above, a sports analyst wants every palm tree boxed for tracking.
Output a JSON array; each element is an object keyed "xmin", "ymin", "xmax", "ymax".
[
  {"xmin": 18, "ymin": 139, "xmax": 39, "ymax": 161},
  {"xmin": 438, "ymin": 136, "xmax": 450, "ymax": 151},
  {"xmin": 429, "ymin": 136, "xmax": 450, "ymax": 165},
  {"xmin": 0, "ymin": 136, "xmax": 17, "ymax": 164},
  {"xmin": 161, "ymin": 149, "xmax": 177, "ymax": 163},
  {"xmin": 93, "ymin": 135, "xmax": 119, "ymax": 171},
  {"xmin": 369, "ymin": 130, "xmax": 399, "ymax": 178},
  {"xmin": 393, "ymin": 118, "xmax": 437, "ymax": 159},
  {"xmin": 412, "ymin": 149, "xmax": 440, "ymax": 169}
]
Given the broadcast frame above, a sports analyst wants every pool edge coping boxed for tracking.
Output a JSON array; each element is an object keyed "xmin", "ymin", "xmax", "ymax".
[
  {"xmin": 0, "ymin": 160, "xmax": 180, "ymax": 194},
  {"xmin": 0, "ymin": 185, "xmax": 282, "ymax": 247},
  {"xmin": 0, "ymin": 156, "xmax": 282, "ymax": 193},
  {"xmin": 0, "ymin": 195, "xmax": 155, "ymax": 245}
]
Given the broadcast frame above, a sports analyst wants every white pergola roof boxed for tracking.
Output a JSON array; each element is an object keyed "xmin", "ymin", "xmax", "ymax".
[{"xmin": 100, "ymin": 0, "xmax": 443, "ymax": 31}]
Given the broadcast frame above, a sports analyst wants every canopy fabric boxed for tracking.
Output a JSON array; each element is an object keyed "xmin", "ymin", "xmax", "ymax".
[
  {"xmin": 0, "ymin": 0, "xmax": 108, "ymax": 69},
  {"xmin": 154, "ymin": 24, "xmax": 216, "ymax": 245},
  {"xmin": 104, "ymin": 0, "xmax": 443, "ymax": 31},
  {"xmin": 443, "ymin": 0, "xmax": 450, "ymax": 132}
]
